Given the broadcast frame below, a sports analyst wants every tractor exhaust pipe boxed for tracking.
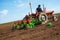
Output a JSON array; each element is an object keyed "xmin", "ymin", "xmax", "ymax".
[
  {"xmin": 29, "ymin": 2, "xmax": 32, "ymax": 14},
  {"xmin": 43, "ymin": 4, "xmax": 46, "ymax": 12}
]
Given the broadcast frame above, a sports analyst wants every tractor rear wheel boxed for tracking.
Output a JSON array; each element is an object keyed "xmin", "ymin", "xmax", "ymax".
[{"xmin": 39, "ymin": 12, "xmax": 48, "ymax": 24}]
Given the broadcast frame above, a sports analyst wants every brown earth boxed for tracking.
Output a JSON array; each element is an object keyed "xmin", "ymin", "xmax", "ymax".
[{"xmin": 0, "ymin": 13, "xmax": 60, "ymax": 40}]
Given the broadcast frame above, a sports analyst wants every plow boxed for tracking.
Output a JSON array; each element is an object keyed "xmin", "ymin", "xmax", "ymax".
[{"xmin": 12, "ymin": 3, "xmax": 58, "ymax": 30}]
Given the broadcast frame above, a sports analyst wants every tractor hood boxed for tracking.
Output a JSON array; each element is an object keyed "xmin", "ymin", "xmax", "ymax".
[{"xmin": 44, "ymin": 10, "xmax": 54, "ymax": 14}]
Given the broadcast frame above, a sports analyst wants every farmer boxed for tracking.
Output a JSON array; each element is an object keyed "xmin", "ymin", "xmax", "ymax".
[
  {"xmin": 36, "ymin": 5, "xmax": 42, "ymax": 16},
  {"xmin": 36, "ymin": 5, "xmax": 42, "ymax": 12}
]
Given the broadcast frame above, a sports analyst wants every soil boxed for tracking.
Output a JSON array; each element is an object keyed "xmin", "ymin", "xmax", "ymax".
[{"xmin": 0, "ymin": 14, "xmax": 60, "ymax": 40}]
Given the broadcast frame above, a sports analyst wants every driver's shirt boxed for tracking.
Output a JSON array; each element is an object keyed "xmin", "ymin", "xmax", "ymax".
[{"xmin": 36, "ymin": 7, "xmax": 42, "ymax": 12}]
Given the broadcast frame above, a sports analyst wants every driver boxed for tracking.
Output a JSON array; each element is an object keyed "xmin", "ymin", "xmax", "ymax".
[
  {"xmin": 36, "ymin": 5, "xmax": 43, "ymax": 16},
  {"xmin": 36, "ymin": 5, "xmax": 42, "ymax": 12}
]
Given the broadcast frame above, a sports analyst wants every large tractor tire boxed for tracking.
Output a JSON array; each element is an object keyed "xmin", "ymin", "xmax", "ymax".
[
  {"xmin": 53, "ymin": 15, "xmax": 58, "ymax": 21},
  {"xmin": 39, "ymin": 12, "xmax": 48, "ymax": 24}
]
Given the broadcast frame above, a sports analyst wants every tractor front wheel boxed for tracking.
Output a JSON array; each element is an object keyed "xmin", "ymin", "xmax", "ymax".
[{"xmin": 53, "ymin": 15, "xmax": 58, "ymax": 21}]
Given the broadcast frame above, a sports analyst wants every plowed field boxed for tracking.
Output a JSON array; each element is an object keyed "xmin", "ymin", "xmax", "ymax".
[{"xmin": 0, "ymin": 14, "xmax": 60, "ymax": 40}]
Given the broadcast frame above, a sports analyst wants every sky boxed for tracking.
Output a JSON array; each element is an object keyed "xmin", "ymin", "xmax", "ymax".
[{"xmin": 0, "ymin": 0, "xmax": 60, "ymax": 24}]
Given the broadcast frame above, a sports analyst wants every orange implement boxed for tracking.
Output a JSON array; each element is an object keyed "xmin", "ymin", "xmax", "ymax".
[{"xmin": 27, "ymin": 19, "xmax": 32, "ymax": 23}]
